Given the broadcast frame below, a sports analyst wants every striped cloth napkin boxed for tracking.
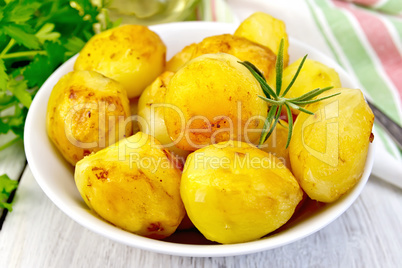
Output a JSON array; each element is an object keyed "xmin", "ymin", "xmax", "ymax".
[{"xmin": 191, "ymin": 0, "xmax": 402, "ymax": 185}]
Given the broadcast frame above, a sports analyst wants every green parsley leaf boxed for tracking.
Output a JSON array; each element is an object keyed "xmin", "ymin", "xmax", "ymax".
[
  {"xmin": 1, "ymin": 1, "xmax": 40, "ymax": 23},
  {"xmin": 2, "ymin": 24, "xmax": 41, "ymax": 50},
  {"xmin": 35, "ymin": 23, "xmax": 61, "ymax": 44},
  {"xmin": 7, "ymin": 78, "xmax": 31, "ymax": 108},
  {"xmin": 22, "ymin": 55, "xmax": 52, "ymax": 88},
  {"xmin": 0, "ymin": 119, "xmax": 10, "ymax": 134},
  {"xmin": 23, "ymin": 42, "xmax": 66, "ymax": 88},
  {"xmin": 64, "ymin": 36, "xmax": 86, "ymax": 54},
  {"xmin": 0, "ymin": 174, "xmax": 18, "ymax": 211},
  {"xmin": 0, "ymin": 91, "xmax": 14, "ymax": 105},
  {"xmin": 44, "ymin": 41, "xmax": 66, "ymax": 66},
  {"xmin": 8, "ymin": 104, "xmax": 27, "ymax": 138}
]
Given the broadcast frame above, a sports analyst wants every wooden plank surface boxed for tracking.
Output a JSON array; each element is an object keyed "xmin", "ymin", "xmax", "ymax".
[{"xmin": 0, "ymin": 166, "xmax": 401, "ymax": 268}]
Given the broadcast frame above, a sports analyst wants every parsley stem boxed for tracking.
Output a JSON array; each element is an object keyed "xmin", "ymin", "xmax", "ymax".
[
  {"xmin": 0, "ymin": 137, "xmax": 21, "ymax": 151},
  {"xmin": 1, "ymin": 50, "xmax": 46, "ymax": 60},
  {"xmin": 0, "ymin": 39, "xmax": 16, "ymax": 57}
]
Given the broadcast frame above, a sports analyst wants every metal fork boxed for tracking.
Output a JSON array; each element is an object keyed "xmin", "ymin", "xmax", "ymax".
[{"xmin": 367, "ymin": 100, "xmax": 402, "ymax": 150}]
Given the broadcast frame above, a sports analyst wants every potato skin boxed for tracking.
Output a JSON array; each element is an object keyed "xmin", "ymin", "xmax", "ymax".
[
  {"xmin": 235, "ymin": 12, "xmax": 289, "ymax": 66},
  {"xmin": 74, "ymin": 132, "xmax": 185, "ymax": 239},
  {"xmin": 166, "ymin": 43, "xmax": 197, "ymax": 72},
  {"xmin": 46, "ymin": 70, "xmax": 132, "ymax": 165},
  {"xmin": 138, "ymin": 71, "xmax": 190, "ymax": 158},
  {"xmin": 166, "ymin": 34, "xmax": 276, "ymax": 79},
  {"xmin": 289, "ymin": 88, "xmax": 374, "ymax": 202},
  {"xmin": 181, "ymin": 141, "xmax": 303, "ymax": 244},
  {"xmin": 164, "ymin": 53, "xmax": 268, "ymax": 151},
  {"xmin": 74, "ymin": 25, "xmax": 166, "ymax": 98}
]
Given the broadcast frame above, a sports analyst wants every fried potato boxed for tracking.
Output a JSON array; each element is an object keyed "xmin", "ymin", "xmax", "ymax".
[
  {"xmin": 74, "ymin": 25, "xmax": 166, "ymax": 98},
  {"xmin": 289, "ymin": 88, "xmax": 374, "ymax": 202},
  {"xmin": 181, "ymin": 141, "xmax": 303, "ymax": 244},
  {"xmin": 235, "ymin": 12, "xmax": 290, "ymax": 66},
  {"xmin": 164, "ymin": 53, "xmax": 268, "ymax": 151},
  {"xmin": 75, "ymin": 132, "xmax": 185, "ymax": 239},
  {"xmin": 166, "ymin": 34, "xmax": 276, "ymax": 79},
  {"xmin": 166, "ymin": 43, "xmax": 197, "ymax": 72},
  {"xmin": 138, "ymin": 71, "xmax": 190, "ymax": 158},
  {"xmin": 46, "ymin": 70, "xmax": 132, "ymax": 165}
]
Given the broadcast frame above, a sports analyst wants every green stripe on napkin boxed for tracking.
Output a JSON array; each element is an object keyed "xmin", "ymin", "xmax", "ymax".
[
  {"xmin": 389, "ymin": 17, "xmax": 402, "ymax": 41},
  {"xmin": 377, "ymin": 0, "xmax": 402, "ymax": 15}
]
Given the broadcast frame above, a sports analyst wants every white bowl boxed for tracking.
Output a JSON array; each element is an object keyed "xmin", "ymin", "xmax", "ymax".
[{"xmin": 24, "ymin": 22, "xmax": 375, "ymax": 257}]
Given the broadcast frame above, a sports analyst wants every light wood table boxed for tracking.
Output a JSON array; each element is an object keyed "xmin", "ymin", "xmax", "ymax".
[{"xmin": 0, "ymin": 141, "xmax": 401, "ymax": 268}]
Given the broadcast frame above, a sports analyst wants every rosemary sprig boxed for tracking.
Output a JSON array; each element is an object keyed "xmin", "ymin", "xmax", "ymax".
[{"xmin": 239, "ymin": 39, "xmax": 341, "ymax": 148}]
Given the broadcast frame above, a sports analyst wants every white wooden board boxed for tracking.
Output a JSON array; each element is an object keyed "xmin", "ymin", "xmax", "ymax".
[{"xmin": 0, "ymin": 167, "xmax": 401, "ymax": 268}]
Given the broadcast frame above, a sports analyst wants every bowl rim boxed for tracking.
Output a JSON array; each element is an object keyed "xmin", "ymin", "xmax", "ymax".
[{"xmin": 24, "ymin": 21, "xmax": 375, "ymax": 257}]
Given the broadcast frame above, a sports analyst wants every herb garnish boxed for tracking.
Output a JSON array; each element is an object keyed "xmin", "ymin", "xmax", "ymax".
[{"xmin": 240, "ymin": 39, "xmax": 340, "ymax": 148}]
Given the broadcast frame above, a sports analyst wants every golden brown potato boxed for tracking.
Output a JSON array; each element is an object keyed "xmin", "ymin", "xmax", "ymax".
[
  {"xmin": 166, "ymin": 43, "xmax": 197, "ymax": 72},
  {"xmin": 166, "ymin": 34, "xmax": 276, "ymax": 79},
  {"xmin": 138, "ymin": 71, "xmax": 190, "ymax": 158},
  {"xmin": 74, "ymin": 25, "xmax": 166, "ymax": 98},
  {"xmin": 75, "ymin": 132, "xmax": 185, "ymax": 239},
  {"xmin": 260, "ymin": 120, "xmax": 291, "ymax": 169},
  {"xmin": 289, "ymin": 88, "xmax": 374, "ymax": 202},
  {"xmin": 46, "ymin": 70, "xmax": 132, "ymax": 165},
  {"xmin": 235, "ymin": 12, "xmax": 290, "ymax": 67},
  {"xmin": 181, "ymin": 141, "xmax": 303, "ymax": 244},
  {"xmin": 164, "ymin": 53, "xmax": 268, "ymax": 151}
]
